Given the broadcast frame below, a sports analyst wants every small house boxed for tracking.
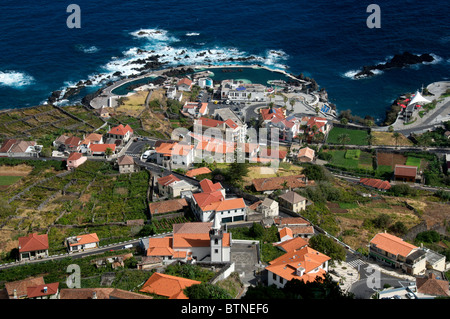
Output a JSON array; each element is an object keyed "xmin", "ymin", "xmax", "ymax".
[
  {"xmin": 66, "ymin": 233, "xmax": 100, "ymax": 253},
  {"xmin": 18, "ymin": 233, "xmax": 49, "ymax": 261},
  {"xmin": 278, "ymin": 191, "xmax": 307, "ymax": 213}
]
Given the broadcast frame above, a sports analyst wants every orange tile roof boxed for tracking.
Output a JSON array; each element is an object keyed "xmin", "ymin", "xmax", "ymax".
[
  {"xmin": 275, "ymin": 236, "xmax": 309, "ymax": 252},
  {"xmin": 155, "ymin": 142, "xmax": 193, "ymax": 157},
  {"xmin": 260, "ymin": 107, "xmax": 285, "ymax": 121},
  {"xmin": 193, "ymin": 190, "xmax": 224, "ymax": 210},
  {"xmin": 89, "ymin": 143, "xmax": 116, "ymax": 153},
  {"xmin": 199, "ymin": 179, "xmax": 222, "ymax": 193},
  {"xmin": 279, "ymin": 227, "xmax": 293, "ymax": 240},
  {"xmin": 68, "ymin": 233, "xmax": 99, "ymax": 247},
  {"xmin": 172, "ymin": 222, "xmax": 231, "ymax": 248},
  {"xmin": 108, "ymin": 124, "xmax": 133, "ymax": 136},
  {"xmin": 274, "ymin": 217, "xmax": 311, "ymax": 226},
  {"xmin": 186, "ymin": 167, "xmax": 212, "ymax": 177},
  {"xmin": 416, "ymin": 273, "xmax": 450, "ymax": 297},
  {"xmin": 140, "ymin": 272, "xmax": 200, "ymax": 299},
  {"xmin": 18, "ymin": 233, "xmax": 49, "ymax": 252},
  {"xmin": 146, "ymin": 237, "xmax": 174, "ymax": 257},
  {"xmin": 370, "ymin": 232, "xmax": 417, "ymax": 257},
  {"xmin": 266, "ymin": 246, "xmax": 330, "ymax": 283}
]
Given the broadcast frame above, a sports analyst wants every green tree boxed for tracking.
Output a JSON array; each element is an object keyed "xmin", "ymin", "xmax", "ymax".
[
  {"xmin": 393, "ymin": 132, "xmax": 401, "ymax": 148},
  {"xmin": 309, "ymin": 234, "xmax": 346, "ymax": 263},
  {"xmin": 105, "ymin": 147, "xmax": 113, "ymax": 157},
  {"xmin": 184, "ymin": 283, "xmax": 232, "ymax": 299},
  {"xmin": 337, "ymin": 133, "xmax": 350, "ymax": 147}
]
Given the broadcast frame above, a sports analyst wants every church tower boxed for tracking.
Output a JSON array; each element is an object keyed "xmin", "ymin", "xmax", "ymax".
[{"xmin": 209, "ymin": 214, "xmax": 223, "ymax": 262}]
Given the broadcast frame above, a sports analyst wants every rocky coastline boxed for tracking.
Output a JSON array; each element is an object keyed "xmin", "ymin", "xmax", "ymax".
[{"xmin": 353, "ymin": 52, "xmax": 434, "ymax": 79}]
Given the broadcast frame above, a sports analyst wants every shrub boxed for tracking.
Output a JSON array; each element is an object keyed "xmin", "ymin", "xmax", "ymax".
[{"xmin": 415, "ymin": 230, "xmax": 440, "ymax": 243}]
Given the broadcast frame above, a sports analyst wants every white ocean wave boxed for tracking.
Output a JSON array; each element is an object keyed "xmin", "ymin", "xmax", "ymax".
[
  {"xmin": 82, "ymin": 46, "xmax": 99, "ymax": 54},
  {"xmin": 130, "ymin": 28, "xmax": 179, "ymax": 43},
  {"xmin": 186, "ymin": 32, "xmax": 200, "ymax": 36},
  {"xmin": 0, "ymin": 70, "xmax": 34, "ymax": 88}
]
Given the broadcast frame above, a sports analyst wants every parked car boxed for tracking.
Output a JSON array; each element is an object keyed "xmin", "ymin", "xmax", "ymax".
[{"xmin": 406, "ymin": 292, "xmax": 415, "ymax": 299}]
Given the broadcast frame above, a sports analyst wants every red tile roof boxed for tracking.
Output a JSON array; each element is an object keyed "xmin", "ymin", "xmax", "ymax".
[
  {"xmin": 275, "ymin": 236, "xmax": 309, "ymax": 252},
  {"xmin": 27, "ymin": 282, "xmax": 59, "ymax": 298},
  {"xmin": 67, "ymin": 152, "xmax": 84, "ymax": 161},
  {"xmin": 18, "ymin": 233, "xmax": 49, "ymax": 252},
  {"xmin": 108, "ymin": 124, "xmax": 133, "ymax": 136},
  {"xmin": 186, "ymin": 167, "xmax": 212, "ymax": 177},
  {"xmin": 4, "ymin": 276, "xmax": 45, "ymax": 299},
  {"xmin": 157, "ymin": 174, "xmax": 180, "ymax": 186},
  {"xmin": 177, "ymin": 78, "xmax": 193, "ymax": 87},
  {"xmin": 394, "ymin": 165, "xmax": 417, "ymax": 177},
  {"xmin": 149, "ymin": 198, "xmax": 188, "ymax": 215},
  {"xmin": 359, "ymin": 178, "xmax": 391, "ymax": 190},
  {"xmin": 252, "ymin": 175, "xmax": 312, "ymax": 192}
]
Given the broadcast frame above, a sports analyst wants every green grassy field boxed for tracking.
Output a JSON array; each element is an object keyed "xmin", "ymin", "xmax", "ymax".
[
  {"xmin": 326, "ymin": 127, "xmax": 369, "ymax": 146},
  {"xmin": 328, "ymin": 150, "xmax": 374, "ymax": 170},
  {"xmin": 0, "ymin": 175, "xmax": 23, "ymax": 186},
  {"xmin": 406, "ymin": 156, "xmax": 421, "ymax": 169}
]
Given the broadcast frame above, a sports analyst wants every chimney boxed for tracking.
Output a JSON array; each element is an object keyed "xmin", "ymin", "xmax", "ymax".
[
  {"xmin": 13, "ymin": 289, "xmax": 17, "ymax": 299},
  {"xmin": 92, "ymin": 291, "xmax": 97, "ymax": 299},
  {"xmin": 43, "ymin": 286, "xmax": 48, "ymax": 293}
]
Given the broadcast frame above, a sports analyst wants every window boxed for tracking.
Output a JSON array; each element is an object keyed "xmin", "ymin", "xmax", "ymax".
[
  {"xmin": 214, "ymin": 249, "xmax": 218, "ymax": 254},
  {"xmin": 273, "ymin": 273, "xmax": 277, "ymax": 281},
  {"xmin": 214, "ymin": 239, "xmax": 218, "ymax": 245}
]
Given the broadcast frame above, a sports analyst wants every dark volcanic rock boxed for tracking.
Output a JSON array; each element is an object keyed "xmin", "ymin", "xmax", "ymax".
[{"xmin": 354, "ymin": 52, "xmax": 434, "ymax": 79}]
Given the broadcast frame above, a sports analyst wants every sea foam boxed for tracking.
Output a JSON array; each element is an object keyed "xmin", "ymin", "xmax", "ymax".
[{"xmin": 0, "ymin": 71, "xmax": 34, "ymax": 88}]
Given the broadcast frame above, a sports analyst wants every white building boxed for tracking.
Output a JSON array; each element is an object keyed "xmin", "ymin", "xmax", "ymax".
[
  {"xmin": 139, "ymin": 217, "xmax": 231, "ymax": 263},
  {"xmin": 220, "ymin": 79, "xmax": 267, "ymax": 102}
]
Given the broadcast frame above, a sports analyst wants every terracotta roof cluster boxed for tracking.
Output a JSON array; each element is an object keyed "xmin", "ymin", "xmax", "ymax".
[
  {"xmin": 359, "ymin": 178, "xmax": 391, "ymax": 190},
  {"xmin": 252, "ymin": 174, "xmax": 312, "ymax": 192},
  {"xmin": 274, "ymin": 217, "xmax": 311, "ymax": 226},
  {"xmin": 18, "ymin": 233, "xmax": 49, "ymax": 252},
  {"xmin": 149, "ymin": 198, "xmax": 188, "ymax": 215},
  {"xmin": 4, "ymin": 276, "xmax": 45, "ymax": 299},
  {"xmin": 145, "ymin": 222, "xmax": 231, "ymax": 258},
  {"xmin": 140, "ymin": 272, "xmax": 200, "ymax": 299},
  {"xmin": 370, "ymin": 232, "xmax": 417, "ymax": 258}
]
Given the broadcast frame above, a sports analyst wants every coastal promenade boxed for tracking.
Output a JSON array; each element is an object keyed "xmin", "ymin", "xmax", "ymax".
[
  {"xmin": 89, "ymin": 64, "xmax": 307, "ymax": 110},
  {"xmin": 373, "ymin": 81, "xmax": 450, "ymax": 134}
]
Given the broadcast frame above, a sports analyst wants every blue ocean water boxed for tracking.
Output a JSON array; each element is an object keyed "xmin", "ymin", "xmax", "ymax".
[{"xmin": 0, "ymin": 0, "xmax": 449, "ymax": 123}]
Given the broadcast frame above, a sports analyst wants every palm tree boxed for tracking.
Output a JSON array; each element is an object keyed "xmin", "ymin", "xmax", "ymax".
[
  {"xmin": 289, "ymin": 98, "xmax": 295, "ymax": 111},
  {"xmin": 337, "ymin": 133, "xmax": 350, "ymax": 147},
  {"xmin": 392, "ymin": 132, "xmax": 400, "ymax": 149},
  {"xmin": 105, "ymin": 147, "xmax": 113, "ymax": 157},
  {"xmin": 283, "ymin": 95, "xmax": 288, "ymax": 108}
]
